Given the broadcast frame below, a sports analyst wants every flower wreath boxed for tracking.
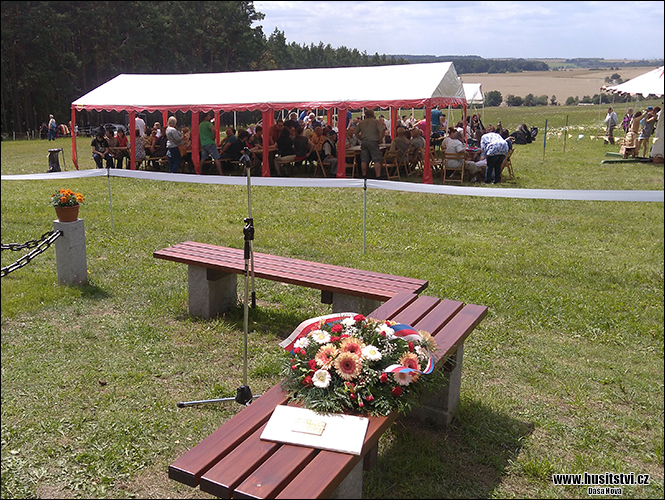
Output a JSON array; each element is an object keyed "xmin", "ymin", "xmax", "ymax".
[{"xmin": 280, "ymin": 313, "xmax": 442, "ymax": 417}]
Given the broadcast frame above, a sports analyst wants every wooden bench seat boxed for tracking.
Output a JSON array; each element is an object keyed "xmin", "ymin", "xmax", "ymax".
[
  {"xmin": 168, "ymin": 292, "xmax": 488, "ymax": 498},
  {"xmin": 153, "ymin": 242, "xmax": 428, "ymax": 318}
]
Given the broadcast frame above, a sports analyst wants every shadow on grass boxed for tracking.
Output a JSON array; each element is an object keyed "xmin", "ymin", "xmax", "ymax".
[
  {"xmin": 79, "ymin": 282, "xmax": 111, "ymax": 300},
  {"xmin": 365, "ymin": 398, "xmax": 534, "ymax": 499},
  {"xmin": 183, "ymin": 302, "xmax": 314, "ymax": 340}
]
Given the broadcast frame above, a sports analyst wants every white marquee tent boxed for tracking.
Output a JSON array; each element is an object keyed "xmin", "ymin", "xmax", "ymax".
[
  {"xmin": 71, "ymin": 62, "xmax": 467, "ymax": 182},
  {"xmin": 463, "ymin": 83, "xmax": 484, "ymax": 122},
  {"xmin": 601, "ymin": 66, "xmax": 664, "ymax": 159},
  {"xmin": 601, "ymin": 66, "xmax": 664, "ymax": 98}
]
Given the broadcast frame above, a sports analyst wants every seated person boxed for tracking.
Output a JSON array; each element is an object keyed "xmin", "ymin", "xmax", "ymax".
[
  {"xmin": 389, "ymin": 127, "xmax": 410, "ymax": 159},
  {"xmin": 91, "ymin": 128, "xmax": 113, "ymax": 169},
  {"xmin": 275, "ymin": 126, "xmax": 296, "ymax": 175},
  {"xmin": 220, "ymin": 128, "xmax": 251, "ymax": 169},
  {"xmin": 178, "ymin": 126, "xmax": 192, "ymax": 171},
  {"xmin": 345, "ymin": 126, "xmax": 360, "ymax": 149},
  {"xmin": 410, "ymin": 127, "xmax": 426, "ymax": 150},
  {"xmin": 148, "ymin": 131, "xmax": 167, "ymax": 170},
  {"xmin": 284, "ymin": 112, "xmax": 299, "ymax": 131},
  {"xmin": 114, "ymin": 128, "xmax": 130, "ymax": 169},
  {"xmin": 321, "ymin": 130, "xmax": 338, "ymax": 176},
  {"xmin": 105, "ymin": 127, "xmax": 119, "ymax": 168},
  {"xmin": 134, "ymin": 129, "xmax": 147, "ymax": 165},
  {"xmin": 308, "ymin": 126, "xmax": 326, "ymax": 163},
  {"xmin": 293, "ymin": 126, "xmax": 313, "ymax": 166},
  {"xmin": 444, "ymin": 130, "xmax": 466, "ymax": 172},
  {"xmin": 511, "ymin": 123, "xmax": 532, "ymax": 145}
]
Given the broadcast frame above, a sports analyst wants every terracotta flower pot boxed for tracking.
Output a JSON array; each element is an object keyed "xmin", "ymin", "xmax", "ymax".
[{"xmin": 54, "ymin": 205, "xmax": 80, "ymax": 222}]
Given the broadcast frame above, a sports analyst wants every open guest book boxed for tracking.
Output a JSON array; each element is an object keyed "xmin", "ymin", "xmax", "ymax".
[{"xmin": 260, "ymin": 405, "xmax": 370, "ymax": 456}]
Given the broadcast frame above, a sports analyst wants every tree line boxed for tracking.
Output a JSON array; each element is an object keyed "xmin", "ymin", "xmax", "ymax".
[{"xmin": 1, "ymin": 1, "xmax": 410, "ymax": 134}]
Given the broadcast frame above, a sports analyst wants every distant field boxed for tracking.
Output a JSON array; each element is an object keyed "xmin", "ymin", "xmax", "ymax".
[{"xmin": 461, "ymin": 66, "xmax": 661, "ymax": 102}]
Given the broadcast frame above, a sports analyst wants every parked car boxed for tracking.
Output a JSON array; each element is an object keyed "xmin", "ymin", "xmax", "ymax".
[{"xmin": 102, "ymin": 123, "xmax": 128, "ymax": 135}]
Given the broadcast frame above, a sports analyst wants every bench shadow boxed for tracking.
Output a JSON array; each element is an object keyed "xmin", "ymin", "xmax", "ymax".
[
  {"xmin": 364, "ymin": 399, "xmax": 534, "ymax": 498},
  {"xmin": 184, "ymin": 302, "xmax": 319, "ymax": 341}
]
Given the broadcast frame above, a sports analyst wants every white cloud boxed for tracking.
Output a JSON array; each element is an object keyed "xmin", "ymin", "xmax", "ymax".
[{"xmin": 253, "ymin": 1, "xmax": 664, "ymax": 59}]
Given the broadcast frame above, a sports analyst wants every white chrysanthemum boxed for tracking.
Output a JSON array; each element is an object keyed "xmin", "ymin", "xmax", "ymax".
[
  {"xmin": 376, "ymin": 324, "xmax": 395, "ymax": 338},
  {"xmin": 415, "ymin": 345, "xmax": 428, "ymax": 361},
  {"xmin": 361, "ymin": 344, "xmax": 382, "ymax": 361},
  {"xmin": 393, "ymin": 371, "xmax": 413, "ymax": 386},
  {"xmin": 312, "ymin": 369, "xmax": 332, "ymax": 388},
  {"xmin": 294, "ymin": 337, "xmax": 310, "ymax": 349},
  {"xmin": 310, "ymin": 329, "xmax": 330, "ymax": 344},
  {"xmin": 341, "ymin": 317, "xmax": 356, "ymax": 327}
]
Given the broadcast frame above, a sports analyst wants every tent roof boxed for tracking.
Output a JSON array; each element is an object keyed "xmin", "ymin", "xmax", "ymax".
[
  {"xmin": 463, "ymin": 83, "xmax": 484, "ymax": 105},
  {"xmin": 72, "ymin": 62, "xmax": 467, "ymax": 113},
  {"xmin": 601, "ymin": 66, "xmax": 664, "ymax": 98}
]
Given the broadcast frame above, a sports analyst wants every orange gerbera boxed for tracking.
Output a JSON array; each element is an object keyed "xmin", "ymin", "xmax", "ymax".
[
  {"xmin": 339, "ymin": 337, "xmax": 365, "ymax": 357},
  {"xmin": 334, "ymin": 352, "xmax": 363, "ymax": 381},
  {"xmin": 399, "ymin": 352, "xmax": 421, "ymax": 382},
  {"xmin": 315, "ymin": 343, "xmax": 338, "ymax": 369}
]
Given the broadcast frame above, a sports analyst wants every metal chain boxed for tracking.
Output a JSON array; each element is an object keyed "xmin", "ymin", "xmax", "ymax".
[
  {"xmin": 1, "ymin": 230, "xmax": 59, "ymax": 252},
  {"xmin": 1, "ymin": 230, "xmax": 62, "ymax": 277}
]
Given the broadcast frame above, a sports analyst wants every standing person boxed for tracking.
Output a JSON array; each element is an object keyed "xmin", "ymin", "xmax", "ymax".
[
  {"xmin": 354, "ymin": 109, "xmax": 385, "ymax": 178},
  {"xmin": 431, "ymin": 105, "xmax": 443, "ymax": 133},
  {"xmin": 604, "ymin": 107, "xmax": 619, "ymax": 145},
  {"xmin": 639, "ymin": 106, "xmax": 658, "ymax": 157},
  {"xmin": 199, "ymin": 111, "xmax": 223, "ymax": 175},
  {"xmin": 480, "ymin": 126, "xmax": 509, "ymax": 184},
  {"xmin": 48, "ymin": 114, "xmax": 57, "ymax": 141},
  {"xmin": 135, "ymin": 114, "xmax": 146, "ymax": 137},
  {"xmin": 622, "ymin": 110, "xmax": 642, "ymax": 158},
  {"xmin": 165, "ymin": 116, "xmax": 184, "ymax": 173},
  {"xmin": 621, "ymin": 108, "xmax": 634, "ymax": 135}
]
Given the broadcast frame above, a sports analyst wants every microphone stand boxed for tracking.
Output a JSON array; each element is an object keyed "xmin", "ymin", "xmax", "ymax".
[{"xmin": 176, "ymin": 148, "xmax": 259, "ymax": 408}]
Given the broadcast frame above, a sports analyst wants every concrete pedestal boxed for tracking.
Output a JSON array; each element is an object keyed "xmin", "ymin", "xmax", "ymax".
[
  {"xmin": 329, "ymin": 459, "xmax": 363, "ymax": 499},
  {"xmin": 329, "ymin": 292, "xmax": 381, "ymax": 316},
  {"xmin": 53, "ymin": 218, "xmax": 87, "ymax": 286},
  {"xmin": 188, "ymin": 266, "xmax": 238, "ymax": 318},
  {"xmin": 407, "ymin": 343, "xmax": 464, "ymax": 428}
]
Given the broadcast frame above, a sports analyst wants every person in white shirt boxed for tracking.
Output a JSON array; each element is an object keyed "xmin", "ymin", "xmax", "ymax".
[
  {"xmin": 604, "ymin": 107, "xmax": 619, "ymax": 145},
  {"xmin": 135, "ymin": 115, "xmax": 146, "ymax": 137}
]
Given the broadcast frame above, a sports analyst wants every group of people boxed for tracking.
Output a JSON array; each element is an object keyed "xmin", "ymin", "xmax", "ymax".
[
  {"xmin": 609, "ymin": 105, "xmax": 661, "ymax": 158},
  {"xmin": 88, "ymin": 107, "xmax": 515, "ymax": 183}
]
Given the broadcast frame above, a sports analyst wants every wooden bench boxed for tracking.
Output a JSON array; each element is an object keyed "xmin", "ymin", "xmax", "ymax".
[
  {"xmin": 153, "ymin": 242, "xmax": 428, "ymax": 318},
  {"xmin": 168, "ymin": 291, "xmax": 488, "ymax": 498}
]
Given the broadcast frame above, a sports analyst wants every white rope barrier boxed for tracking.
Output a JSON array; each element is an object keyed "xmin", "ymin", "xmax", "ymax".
[{"xmin": 1, "ymin": 169, "xmax": 663, "ymax": 202}]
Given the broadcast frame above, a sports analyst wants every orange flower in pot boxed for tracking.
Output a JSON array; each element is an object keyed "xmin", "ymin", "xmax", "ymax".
[{"xmin": 51, "ymin": 188, "xmax": 84, "ymax": 222}]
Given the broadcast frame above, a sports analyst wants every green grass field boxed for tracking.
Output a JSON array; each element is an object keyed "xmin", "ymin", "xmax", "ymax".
[{"xmin": 1, "ymin": 102, "xmax": 663, "ymax": 499}]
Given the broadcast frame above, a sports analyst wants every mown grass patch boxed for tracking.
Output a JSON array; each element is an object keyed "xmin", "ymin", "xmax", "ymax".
[{"xmin": 2, "ymin": 103, "xmax": 663, "ymax": 498}]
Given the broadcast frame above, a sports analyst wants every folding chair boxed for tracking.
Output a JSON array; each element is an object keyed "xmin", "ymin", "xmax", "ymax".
[
  {"xmin": 501, "ymin": 149, "xmax": 514, "ymax": 180},
  {"xmin": 429, "ymin": 146, "xmax": 442, "ymax": 174},
  {"xmin": 344, "ymin": 150, "xmax": 357, "ymax": 178},
  {"xmin": 442, "ymin": 151, "xmax": 466, "ymax": 184},
  {"xmin": 381, "ymin": 150, "xmax": 402, "ymax": 181},
  {"xmin": 313, "ymin": 149, "xmax": 327, "ymax": 177}
]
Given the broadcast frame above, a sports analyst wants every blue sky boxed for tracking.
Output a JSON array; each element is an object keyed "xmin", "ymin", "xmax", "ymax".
[{"xmin": 253, "ymin": 1, "xmax": 664, "ymax": 60}]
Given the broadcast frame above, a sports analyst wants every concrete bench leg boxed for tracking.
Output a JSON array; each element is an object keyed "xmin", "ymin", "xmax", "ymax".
[
  {"xmin": 188, "ymin": 266, "xmax": 237, "ymax": 318},
  {"xmin": 328, "ymin": 292, "xmax": 381, "ymax": 316},
  {"xmin": 54, "ymin": 219, "xmax": 88, "ymax": 286},
  {"xmin": 329, "ymin": 459, "xmax": 363, "ymax": 499},
  {"xmin": 407, "ymin": 343, "xmax": 464, "ymax": 428}
]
